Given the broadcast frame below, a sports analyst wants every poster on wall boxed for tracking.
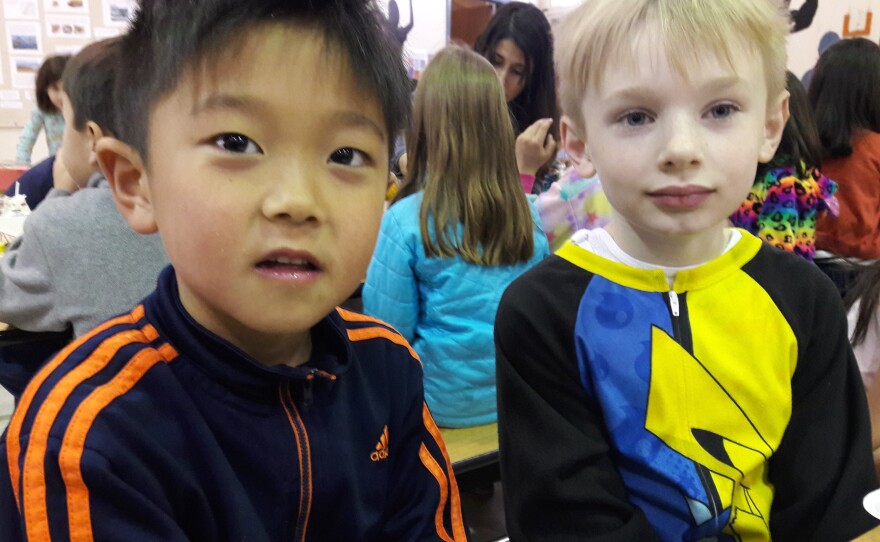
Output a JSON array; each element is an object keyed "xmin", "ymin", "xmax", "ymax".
[
  {"xmin": 43, "ymin": 0, "xmax": 88, "ymax": 13},
  {"xmin": 2, "ymin": 0, "xmax": 40, "ymax": 19},
  {"xmin": 102, "ymin": 0, "xmax": 136, "ymax": 28},
  {"xmin": 5, "ymin": 22, "xmax": 43, "ymax": 56},
  {"xmin": 45, "ymin": 14, "xmax": 91, "ymax": 38},
  {"xmin": 9, "ymin": 57, "xmax": 41, "ymax": 89}
]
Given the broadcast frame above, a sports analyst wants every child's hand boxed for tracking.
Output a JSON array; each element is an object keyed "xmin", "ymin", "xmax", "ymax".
[{"xmin": 516, "ymin": 118, "xmax": 556, "ymax": 175}]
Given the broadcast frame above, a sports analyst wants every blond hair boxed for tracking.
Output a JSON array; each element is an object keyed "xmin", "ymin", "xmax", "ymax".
[
  {"xmin": 406, "ymin": 45, "xmax": 534, "ymax": 266},
  {"xmin": 556, "ymin": 0, "xmax": 789, "ymax": 132}
]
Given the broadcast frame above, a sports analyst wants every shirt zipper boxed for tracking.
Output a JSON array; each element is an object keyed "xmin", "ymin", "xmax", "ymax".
[
  {"xmin": 280, "ymin": 382, "xmax": 313, "ymax": 542},
  {"xmin": 665, "ymin": 289, "xmax": 721, "ymax": 531}
]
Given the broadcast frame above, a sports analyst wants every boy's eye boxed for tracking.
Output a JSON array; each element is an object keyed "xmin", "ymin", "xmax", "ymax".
[
  {"xmin": 212, "ymin": 133, "xmax": 263, "ymax": 154},
  {"xmin": 329, "ymin": 147, "xmax": 369, "ymax": 167},
  {"xmin": 620, "ymin": 111, "xmax": 652, "ymax": 127},
  {"xmin": 707, "ymin": 103, "xmax": 738, "ymax": 120}
]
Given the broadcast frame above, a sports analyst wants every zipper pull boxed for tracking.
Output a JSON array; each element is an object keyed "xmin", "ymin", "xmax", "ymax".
[
  {"xmin": 303, "ymin": 371, "xmax": 316, "ymax": 410},
  {"xmin": 668, "ymin": 291, "xmax": 680, "ymax": 317}
]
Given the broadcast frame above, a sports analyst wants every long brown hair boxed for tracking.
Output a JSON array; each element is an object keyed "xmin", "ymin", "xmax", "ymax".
[
  {"xmin": 846, "ymin": 261, "xmax": 880, "ymax": 346},
  {"xmin": 405, "ymin": 45, "xmax": 534, "ymax": 266}
]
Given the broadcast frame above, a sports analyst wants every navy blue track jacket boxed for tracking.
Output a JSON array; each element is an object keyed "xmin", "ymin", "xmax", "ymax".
[{"xmin": 0, "ymin": 266, "xmax": 468, "ymax": 541}]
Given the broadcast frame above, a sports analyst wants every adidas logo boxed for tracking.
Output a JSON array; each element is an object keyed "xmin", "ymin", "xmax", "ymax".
[{"xmin": 371, "ymin": 425, "xmax": 389, "ymax": 462}]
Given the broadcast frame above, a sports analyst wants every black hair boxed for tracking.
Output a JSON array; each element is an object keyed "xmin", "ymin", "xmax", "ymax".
[
  {"xmin": 765, "ymin": 71, "xmax": 823, "ymax": 175},
  {"xmin": 474, "ymin": 1, "xmax": 557, "ymax": 137},
  {"xmin": 809, "ymin": 37, "xmax": 880, "ymax": 159},
  {"xmin": 846, "ymin": 261, "xmax": 880, "ymax": 347},
  {"xmin": 35, "ymin": 55, "xmax": 69, "ymax": 114},
  {"xmin": 116, "ymin": 0, "xmax": 410, "ymax": 162},
  {"xmin": 61, "ymin": 38, "xmax": 120, "ymax": 135}
]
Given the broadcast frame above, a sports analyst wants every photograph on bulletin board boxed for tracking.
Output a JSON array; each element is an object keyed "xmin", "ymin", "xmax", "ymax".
[
  {"xmin": 5, "ymin": 22, "xmax": 43, "ymax": 56},
  {"xmin": 45, "ymin": 14, "xmax": 91, "ymax": 38},
  {"xmin": 2, "ymin": 0, "xmax": 40, "ymax": 19},
  {"xmin": 8, "ymin": 57, "xmax": 40, "ymax": 89},
  {"xmin": 43, "ymin": 0, "xmax": 88, "ymax": 14},
  {"xmin": 102, "ymin": 0, "xmax": 136, "ymax": 27}
]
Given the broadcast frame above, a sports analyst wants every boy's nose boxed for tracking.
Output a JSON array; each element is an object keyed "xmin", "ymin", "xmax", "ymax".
[
  {"xmin": 261, "ymin": 166, "xmax": 321, "ymax": 225},
  {"xmin": 658, "ymin": 115, "xmax": 703, "ymax": 171}
]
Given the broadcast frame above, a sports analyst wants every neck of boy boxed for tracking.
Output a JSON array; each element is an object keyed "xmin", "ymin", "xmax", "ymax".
[{"xmin": 604, "ymin": 219, "xmax": 730, "ymax": 268}]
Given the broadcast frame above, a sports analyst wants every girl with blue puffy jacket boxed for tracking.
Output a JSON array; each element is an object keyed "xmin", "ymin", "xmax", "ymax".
[{"xmin": 364, "ymin": 45, "xmax": 549, "ymax": 428}]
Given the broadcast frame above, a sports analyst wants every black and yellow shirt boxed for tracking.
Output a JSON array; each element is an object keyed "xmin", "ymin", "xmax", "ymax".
[{"xmin": 496, "ymin": 232, "xmax": 878, "ymax": 541}]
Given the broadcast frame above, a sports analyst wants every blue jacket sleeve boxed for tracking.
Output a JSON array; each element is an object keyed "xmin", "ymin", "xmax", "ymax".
[
  {"xmin": 363, "ymin": 209, "xmax": 419, "ymax": 341},
  {"xmin": 15, "ymin": 111, "xmax": 44, "ymax": 167}
]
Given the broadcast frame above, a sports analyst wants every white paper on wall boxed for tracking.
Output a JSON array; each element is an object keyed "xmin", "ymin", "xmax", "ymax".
[
  {"xmin": 2, "ymin": 0, "xmax": 40, "ymax": 19},
  {"xmin": 5, "ymin": 22, "xmax": 43, "ymax": 56},
  {"xmin": 43, "ymin": 0, "xmax": 88, "ymax": 14},
  {"xmin": 8, "ymin": 56, "xmax": 40, "ymax": 89},
  {"xmin": 45, "ymin": 14, "xmax": 91, "ymax": 39},
  {"xmin": 101, "ymin": 0, "xmax": 136, "ymax": 28}
]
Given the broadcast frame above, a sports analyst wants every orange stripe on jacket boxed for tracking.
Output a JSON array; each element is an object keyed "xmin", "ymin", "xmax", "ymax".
[
  {"xmin": 280, "ymin": 385, "xmax": 313, "ymax": 542},
  {"xmin": 335, "ymin": 308, "xmax": 399, "ymax": 333},
  {"xmin": 419, "ymin": 443, "xmax": 454, "ymax": 542},
  {"xmin": 346, "ymin": 327, "xmax": 420, "ymax": 365},
  {"xmin": 6, "ymin": 305, "xmax": 145, "ymax": 510},
  {"xmin": 59, "ymin": 342, "xmax": 177, "ymax": 542},
  {"xmin": 21, "ymin": 324, "xmax": 157, "ymax": 541},
  {"xmin": 422, "ymin": 403, "xmax": 467, "ymax": 541}
]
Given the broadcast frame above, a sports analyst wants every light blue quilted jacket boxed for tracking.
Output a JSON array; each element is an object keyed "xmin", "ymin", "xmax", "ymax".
[{"xmin": 363, "ymin": 192, "xmax": 550, "ymax": 427}]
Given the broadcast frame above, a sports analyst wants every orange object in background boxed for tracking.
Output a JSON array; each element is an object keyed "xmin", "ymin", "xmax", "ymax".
[{"xmin": 0, "ymin": 166, "xmax": 27, "ymax": 193}]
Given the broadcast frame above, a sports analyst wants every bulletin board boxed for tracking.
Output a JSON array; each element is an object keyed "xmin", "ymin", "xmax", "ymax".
[{"xmin": 0, "ymin": 0, "xmax": 136, "ymax": 128}]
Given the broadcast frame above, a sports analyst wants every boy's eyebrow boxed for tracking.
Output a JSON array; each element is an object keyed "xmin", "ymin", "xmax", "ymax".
[
  {"xmin": 191, "ymin": 94, "xmax": 385, "ymax": 141},
  {"xmin": 191, "ymin": 93, "xmax": 267, "ymax": 117},
  {"xmin": 326, "ymin": 111, "xmax": 387, "ymax": 143},
  {"xmin": 603, "ymin": 76, "xmax": 747, "ymax": 101}
]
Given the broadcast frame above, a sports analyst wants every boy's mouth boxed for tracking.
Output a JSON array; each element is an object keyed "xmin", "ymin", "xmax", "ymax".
[
  {"xmin": 648, "ymin": 185, "xmax": 714, "ymax": 210},
  {"xmin": 255, "ymin": 251, "xmax": 321, "ymax": 280},
  {"xmin": 257, "ymin": 257, "xmax": 318, "ymax": 270}
]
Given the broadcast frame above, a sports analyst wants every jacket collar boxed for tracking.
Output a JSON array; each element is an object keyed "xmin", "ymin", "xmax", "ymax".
[
  {"xmin": 556, "ymin": 229, "xmax": 763, "ymax": 293},
  {"xmin": 144, "ymin": 266, "xmax": 352, "ymax": 403}
]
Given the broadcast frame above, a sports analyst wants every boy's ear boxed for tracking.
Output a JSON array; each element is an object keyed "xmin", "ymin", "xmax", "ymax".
[
  {"xmin": 561, "ymin": 115, "xmax": 597, "ymax": 178},
  {"xmin": 85, "ymin": 121, "xmax": 106, "ymax": 170},
  {"xmin": 759, "ymin": 90, "xmax": 791, "ymax": 163},
  {"xmin": 95, "ymin": 137, "xmax": 158, "ymax": 234}
]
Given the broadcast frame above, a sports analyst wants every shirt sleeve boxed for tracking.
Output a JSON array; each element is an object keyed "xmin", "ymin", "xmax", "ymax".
[
  {"xmin": 15, "ymin": 111, "xmax": 45, "ymax": 167},
  {"xmin": 0, "ymin": 209, "xmax": 69, "ymax": 333},
  {"xmin": 495, "ymin": 265, "xmax": 661, "ymax": 541},
  {"xmin": 1, "ymin": 438, "xmax": 190, "ymax": 541},
  {"xmin": 768, "ymin": 278, "xmax": 880, "ymax": 540},
  {"xmin": 380, "ymin": 355, "xmax": 469, "ymax": 541},
  {"xmin": 363, "ymin": 209, "xmax": 419, "ymax": 341}
]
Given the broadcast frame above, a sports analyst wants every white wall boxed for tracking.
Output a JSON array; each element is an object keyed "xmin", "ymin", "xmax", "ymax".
[
  {"xmin": 375, "ymin": 0, "xmax": 449, "ymax": 55},
  {"xmin": 787, "ymin": 0, "xmax": 880, "ymax": 78}
]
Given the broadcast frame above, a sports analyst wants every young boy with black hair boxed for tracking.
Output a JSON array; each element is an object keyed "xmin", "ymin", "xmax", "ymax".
[
  {"xmin": 495, "ymin": 0, "xmax": 878, "ymax": 540},
  {"xmin": 0, "ymin": 1, "xmax": 467, "ymax": 540}
]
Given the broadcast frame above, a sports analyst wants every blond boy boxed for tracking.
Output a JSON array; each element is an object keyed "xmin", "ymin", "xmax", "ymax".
[{"xmin": 495, "ymin": 1, "xmax": 878, "ymax": 540}]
